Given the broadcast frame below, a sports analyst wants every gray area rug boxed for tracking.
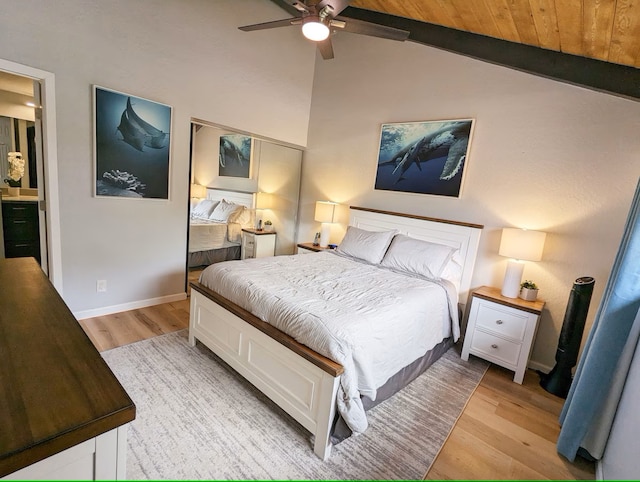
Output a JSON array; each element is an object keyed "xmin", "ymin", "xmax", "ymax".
[{"xmin": 102, "ymin": 330, "xmax": 488, "ymax": 480}]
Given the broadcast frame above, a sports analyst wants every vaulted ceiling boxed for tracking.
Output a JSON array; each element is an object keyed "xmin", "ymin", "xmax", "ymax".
[
  {"xmin": 342, "ymin": 0, "xmax": 640, "ymax": 100},
  {"xmin": 350, "ymin": 0, "xmax": 640, "ymax": 70},
  {"xmin": 265, "ymin": 0, "xmax": 640, "ymax": 100}
]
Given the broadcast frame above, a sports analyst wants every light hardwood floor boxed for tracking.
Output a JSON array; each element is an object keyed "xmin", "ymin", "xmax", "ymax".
[
  {"xmin": 425, "ymin": 365, "xmax": 595, "ymax": 480},
  {"xmin": 79, "ymin": 289, "xmax": 595, "ymax": 480}
]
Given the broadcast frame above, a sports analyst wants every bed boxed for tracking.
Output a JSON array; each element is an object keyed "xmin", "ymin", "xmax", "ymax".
[
  {"xmin": 188, "ymin": 189, "xmax": 255, "ymax": 268},
  {"xmin": 188, "ymin": 206, "xmax": 483, "ymax": 459}
]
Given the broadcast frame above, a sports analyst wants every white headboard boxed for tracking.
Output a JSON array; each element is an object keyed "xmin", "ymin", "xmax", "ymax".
[
  {"xmin": 348, "ymin": 206, "xmax": 483, "ymax": 305},
  {"xmin": 206, "ymin": 188, "xmax": 255, "ymax": 208}
]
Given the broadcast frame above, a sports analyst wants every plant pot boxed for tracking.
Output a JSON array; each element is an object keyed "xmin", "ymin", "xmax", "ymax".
[
  {"xmin": 520, "ymin": 287, "xmax": 539, "ymax": 301},
  {"xmin": 264, "ymin": 225, "xmax": 273, "ymax": 232}
]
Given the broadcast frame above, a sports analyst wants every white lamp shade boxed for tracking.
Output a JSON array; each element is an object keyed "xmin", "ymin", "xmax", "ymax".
[
  {"xmin": 256, "ymin": 192, "xmax": 272, "ymax": 210},
  {"xmin": 499, "ymin": 228, "xmax": 546, "ymax": 261},
  {"xmin": 191, "ymin": 184, "xmax": 207, "ymax": 198},
  {"xmin": 302, "ymin": 16, "xmax": 330, "ymax": 41},
  {"xmin": 499, "ymin": 228, "xmax": 546, "ymax": 298},
  {"xmin": 314, "ymin": 201, "xmax": 338, "ymax": 223}
]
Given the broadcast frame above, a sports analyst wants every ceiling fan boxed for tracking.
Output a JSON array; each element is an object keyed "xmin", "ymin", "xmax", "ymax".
[{"xmin": 238, "ymin": 0, "xmax": 410, "ymax": 60}]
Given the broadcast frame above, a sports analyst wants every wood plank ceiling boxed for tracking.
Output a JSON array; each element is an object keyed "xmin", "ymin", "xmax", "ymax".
[
  {"xmin": 333, "ymin": 0, "xmax": 640, "ymax": 99},
  {"xmin": 350, "ymin": 0, "xmax": 640, "ymax": 69}
]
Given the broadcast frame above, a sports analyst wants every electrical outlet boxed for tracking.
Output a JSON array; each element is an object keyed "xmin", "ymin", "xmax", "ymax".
[{"xmin": 97, "ymin": 280, "xmax": 107, "ymax": 292}]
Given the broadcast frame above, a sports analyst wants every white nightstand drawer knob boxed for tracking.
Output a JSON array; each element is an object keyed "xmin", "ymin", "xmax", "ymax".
[
  {"xmin": 491, "ymin": 343, "xmax": 498, "ymax": 349},
  {"xmin": 496, "ymin": 320, "xmax": 504, "ymax": 325}
]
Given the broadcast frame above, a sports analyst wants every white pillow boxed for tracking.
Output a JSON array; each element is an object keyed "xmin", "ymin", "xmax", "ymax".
[
  {"xmin": 336, "ymin": 226, "xmax": 397, "ymax": 264},
  {"xmin": 380, "ymin": 234, "xmax": 457, "ymax": 279},
  {"xmin": 209, "ymin": 199, "xmax": 241, "ymax": 222},
  {"xmin": 191, "ymin": 199, "xmax": 219, "ymax": 219},
  {"xmin": 441, "ymin": 250, "xmax": 463, "ymax": 291},
  {"xmin": 228, "ymin": 206, "xmax": 252, "ymax": 226}
]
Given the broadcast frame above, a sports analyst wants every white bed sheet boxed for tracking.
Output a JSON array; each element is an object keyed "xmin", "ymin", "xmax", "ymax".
[
  {"xmin": 188, "ymin": 218, "xmax": 239, "ymax": 253},
  {"xmin": 198, "ymin": 251, "xmax": 459, "ymax": 434}
]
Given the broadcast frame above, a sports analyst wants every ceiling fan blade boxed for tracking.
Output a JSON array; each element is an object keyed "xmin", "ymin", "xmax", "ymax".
[
  {"xmin": 317, "ymin": 37, "xmax": 334, "ymax": 60},
  {"xmin": 316, "ymin": 0, "xmax": 351, "ymax": 17},
  {"xmin": 334, "ymin": 16, "xmax": 410, "ymax": 41},
  {"xmin": 239, "ymin": 17, "xmax": 301, "ymax": 32},
  {"xmin": 269, "ymin": 0, "xmax": 308, "ymax": 17}
]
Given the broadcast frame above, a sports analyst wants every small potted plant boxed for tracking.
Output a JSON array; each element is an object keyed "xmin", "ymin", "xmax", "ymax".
[
  {"xmin": 263, "ymin": 220, "xmax": 273, "ymax": 232},
  {"xmin": 5, "ymin": 151, "xmax": 25, "ymax": 197},
  {"xmin": 519, "ymin": 280, "xmax": 539, "ymax": 301}
]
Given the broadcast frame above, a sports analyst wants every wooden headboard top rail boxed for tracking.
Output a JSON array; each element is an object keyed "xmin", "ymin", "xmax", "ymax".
[{"xmin": 350, "ymin": 206, "xmax": 484, "ymax": 230}]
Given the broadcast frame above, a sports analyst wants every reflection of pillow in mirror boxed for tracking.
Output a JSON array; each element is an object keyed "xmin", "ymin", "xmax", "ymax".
[
  {"xmin": 191, "ymin": 199, "xmax": 219, "ymax": 219},
  {"xmin": 336, "ymin": 226, "xmax": 396, "ymax": 264},
  {"xmin": 228, "ymin": 206, "xmax": 252, "ymax": 226},
  {"xmin": 209, "ymin": 199, "xmax": 241, "ymax": 222},
  {"xmin": 380, "ymin": 234, "xmax": 457, "ymax": 279}
]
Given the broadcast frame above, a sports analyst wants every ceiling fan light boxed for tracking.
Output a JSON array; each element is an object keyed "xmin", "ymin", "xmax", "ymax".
[{"xmin": 302, "ymin": 16, "xmax": 330, "ymax": 41}]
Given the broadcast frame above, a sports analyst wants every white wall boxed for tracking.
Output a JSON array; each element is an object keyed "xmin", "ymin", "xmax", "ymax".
[
  {"xmin": 0, "ymin": 0, "xmax": 316, "ymax": 315},
  {"xmin": 300, "ymin": 34, "xmax": 640, "ymax": 369}
]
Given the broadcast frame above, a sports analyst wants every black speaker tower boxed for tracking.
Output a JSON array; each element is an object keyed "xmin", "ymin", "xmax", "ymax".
[{"xmin": 540, "ymin": 276, "xmax": 595, "ymax": 398}]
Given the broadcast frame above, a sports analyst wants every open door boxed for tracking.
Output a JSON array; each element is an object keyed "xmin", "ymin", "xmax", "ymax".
[{"xmin": 32, "ymin": 79, "xmax": 48, "ymax": 274}]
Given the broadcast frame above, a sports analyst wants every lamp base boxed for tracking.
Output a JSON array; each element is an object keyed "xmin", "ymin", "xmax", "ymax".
[
  {"xmin": 501, "ymin": 259, "xmax": 524, "ymax": 298},
  {"xmin": 319, "ymin": 223, "xmax": 331, "ymax": 248}
]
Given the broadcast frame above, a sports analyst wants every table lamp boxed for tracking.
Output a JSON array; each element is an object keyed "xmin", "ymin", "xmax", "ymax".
[
  {"xmin": 190, "ymin": 183, "xmax": 207, "ymax": 199},
  {"xmin": 314, "ymin": 201, "xmax": 338, "ymax": 248},
  {"xmin": 499, "ymin": 228, "xmax": 546, "ymax": 298}
]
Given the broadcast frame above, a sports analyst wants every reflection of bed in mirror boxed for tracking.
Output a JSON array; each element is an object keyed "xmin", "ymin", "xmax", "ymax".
[
  {"xmin": 189, "ymin": 206, "xmax": 483, "ymax": 459},
  {"xmin": 188, "ymin": 188, "xmax": 254, "ymax": 268}
]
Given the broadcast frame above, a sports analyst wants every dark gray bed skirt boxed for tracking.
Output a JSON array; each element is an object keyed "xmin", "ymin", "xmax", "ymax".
[
  {"xmin": 331, "ymin": 336, "xmax": 455, "ymax": 443},
  {"xmin": 188, "ymin": 246, "xmax": 240, "ymax": 268}
]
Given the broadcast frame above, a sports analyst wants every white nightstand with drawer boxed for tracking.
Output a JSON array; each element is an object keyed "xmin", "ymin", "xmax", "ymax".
[
  {"xmin": 241, "ymin": 229, "xmax": 276, "ymax": 259},
  {"xmin": 461, "ymin": 286, "xmax": 545, "ymax": 384}
]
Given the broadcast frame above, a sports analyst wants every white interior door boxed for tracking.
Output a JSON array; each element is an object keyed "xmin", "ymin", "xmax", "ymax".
[{"xmin": 32, "ymin": 79, "xmax": 48, "ymax": 274}]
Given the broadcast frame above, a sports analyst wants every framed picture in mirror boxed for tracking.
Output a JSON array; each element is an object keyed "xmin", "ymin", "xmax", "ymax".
[
  {"xmin": 93, "ymin": 85, "xmax": 172, "ymax": 199},
  {"xmin": 219, "ymin": 134, "xmax": 252, "ymax": 178}
]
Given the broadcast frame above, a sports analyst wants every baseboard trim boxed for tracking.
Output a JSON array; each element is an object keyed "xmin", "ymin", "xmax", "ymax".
[
  {"xmin": 528, "ymin": 359, "xmax": 553, "ymax": 374},
  {"xmin": 74, "ymin": 293, "xmax": 187, "ymax": 320}
]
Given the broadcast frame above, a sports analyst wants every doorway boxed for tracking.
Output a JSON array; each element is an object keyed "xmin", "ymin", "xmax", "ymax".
[{"xmin": 0, "ymin": 59, "xmax": 62, "ymax": 293}]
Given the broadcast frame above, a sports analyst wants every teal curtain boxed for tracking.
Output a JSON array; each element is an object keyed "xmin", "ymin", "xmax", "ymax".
[{"xmin": 557, "ymin": 178, "xmax": 640, "ymax": 461}]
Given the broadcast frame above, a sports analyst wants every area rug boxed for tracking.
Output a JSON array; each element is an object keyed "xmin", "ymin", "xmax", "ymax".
[{"xmin": 102, "ymin": 330, "xmax": 488, "ymax": 480}]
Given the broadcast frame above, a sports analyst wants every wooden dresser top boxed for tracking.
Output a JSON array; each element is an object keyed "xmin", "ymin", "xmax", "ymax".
[{"xmin": 0, "ymin": 258, "xmax": 135, "ymax": 477}]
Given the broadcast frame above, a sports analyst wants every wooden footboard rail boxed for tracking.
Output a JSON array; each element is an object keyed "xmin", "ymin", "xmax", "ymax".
[{"xmin": 188, "ymin": 281, "xmax": 344, "ymax": 460}]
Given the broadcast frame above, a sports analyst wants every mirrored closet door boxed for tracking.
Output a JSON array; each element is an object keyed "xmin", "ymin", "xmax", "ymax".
[{"xmin": 188, "ymin": 120, "xmax": 303, "ymax": 272}]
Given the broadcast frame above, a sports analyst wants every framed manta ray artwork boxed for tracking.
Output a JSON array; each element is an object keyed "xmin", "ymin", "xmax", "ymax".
[
  {"xmin": 93, "ymin": 86, "xmax": 172, "ymax": 199},
  {"xmin": 374, "ymin": 118, "xmax": 475, "ymax": 197}
]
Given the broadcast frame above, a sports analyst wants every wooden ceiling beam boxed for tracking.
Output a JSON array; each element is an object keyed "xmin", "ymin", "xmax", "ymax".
[{"xmin": 341, "ymin": 7, "xmax": 640, "ymax": 101}]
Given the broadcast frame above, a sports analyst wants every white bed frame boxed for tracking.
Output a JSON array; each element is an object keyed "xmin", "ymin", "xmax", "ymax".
[
  {"xmin": 205, "ymin": 188, "xmax": 255, "ymax": 209},
  {"xmin": 188, "ymin": 206, "xmax": 483, "ymax": 459}
]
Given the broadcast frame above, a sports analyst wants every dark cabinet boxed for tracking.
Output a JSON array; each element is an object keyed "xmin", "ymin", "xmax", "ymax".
[{"xmin": 2, "ymin": 201, "xmax": 40, "ymax": 263}]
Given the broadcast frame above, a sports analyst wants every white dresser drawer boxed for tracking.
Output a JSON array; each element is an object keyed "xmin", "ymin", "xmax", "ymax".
[
  {"xmin": 470, "ymin": 329, "xmax": 522, "ymax": 366},
  {"xmin": 475, "ymin": 301, "xmax": 528, "ymax": 341}
]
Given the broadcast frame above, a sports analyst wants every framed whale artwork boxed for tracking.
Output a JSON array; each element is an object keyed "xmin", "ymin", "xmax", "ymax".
[
  {"xmin": 219, "ymin": 134, "xmax": 252, "ymax": 178},
  {"xmin": 374, "ymin": 118, "xmax": 475, "ymax": 197},
  {"xmin": 93, "ymin": 85, "xmax": 172, "ymax": 199}
]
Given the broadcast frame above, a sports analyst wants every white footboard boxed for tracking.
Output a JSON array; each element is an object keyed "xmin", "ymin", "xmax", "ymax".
[{"xmin": 189, "ymin": 287, "xmax": 341, "ymax": 460}]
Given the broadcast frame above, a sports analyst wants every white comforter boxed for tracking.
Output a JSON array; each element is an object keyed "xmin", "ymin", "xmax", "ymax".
[
  {"xmin": 189, "ymin": 218, "xmax": 242, "ymax": 253},
  {"xmin": 198, "ymin": 251, "xmax": 459, "ymax": 434}
]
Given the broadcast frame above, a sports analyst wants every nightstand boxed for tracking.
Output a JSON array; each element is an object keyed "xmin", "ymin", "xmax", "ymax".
[
  {"xmin": 241, "ymin": 229, "xmax": 276, "ymax": 259},
  {"xmin": 461, "ymin": 286, "xmax": 545, "ymax": 384},
  {"xmin": 296, "ymin": 242, "xmax": 335, "ymax": 254}
]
